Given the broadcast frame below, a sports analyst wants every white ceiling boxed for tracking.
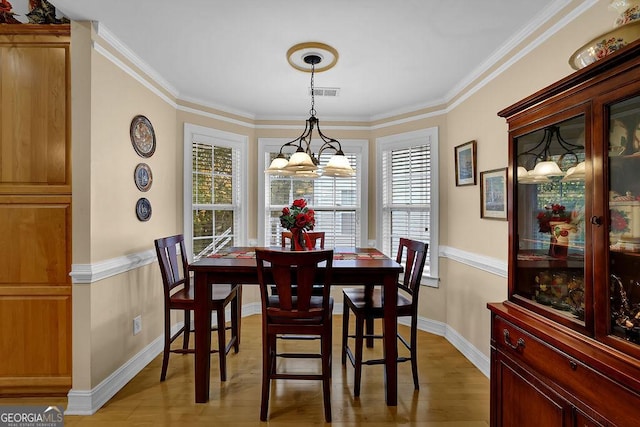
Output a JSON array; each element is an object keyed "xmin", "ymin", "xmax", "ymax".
[{"xmin": 52, "ymin": 0, "xmax": 565, "ymax": 121}]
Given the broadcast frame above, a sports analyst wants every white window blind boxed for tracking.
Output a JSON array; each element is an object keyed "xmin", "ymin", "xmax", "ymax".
[
  {"xmin": 259, "ymin": 139, "xmax": 368, "ymax": 248},
  {"xmin": 265, "ymin": 153, "xmax": 360, "ymax": 247},
  {"xmin": 378, "ymin": 128, "xmax": 438, "ymax": 282}
]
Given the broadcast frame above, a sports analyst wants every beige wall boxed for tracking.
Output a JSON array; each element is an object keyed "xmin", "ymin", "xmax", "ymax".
[
  {"xmin": 440, "ymin": 0, "xmax": 613, "ymax": 353},
  {"xmin": 70, "ymin": 0, "xmax": 615, "ymax": 392}
]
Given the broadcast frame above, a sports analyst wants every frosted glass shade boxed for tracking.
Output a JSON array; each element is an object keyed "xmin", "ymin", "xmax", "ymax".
[
  {"xmin": 532, "ymin": 161, "xmax": 564, "ymax": 177},
  {"xmin": 285, "ymin": 151, "xmax": 317, "ymax": 171}
]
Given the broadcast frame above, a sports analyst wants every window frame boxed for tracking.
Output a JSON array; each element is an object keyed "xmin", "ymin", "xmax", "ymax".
[
  {"xmin": 376, "ymin": 127, "xmax": 439, "ymax": 286},
  {"xmin": 257, "ymin": 138, "xmax": 369, "ymax": 247},
  {"xmin": 183, "ymin": 123, "xmax": 248, "ymax": 260}
]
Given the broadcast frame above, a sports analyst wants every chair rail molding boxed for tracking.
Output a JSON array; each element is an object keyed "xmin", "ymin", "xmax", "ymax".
[{"xmin": 69, "ymin": 249, "xmax": 157, "ymax": 284}]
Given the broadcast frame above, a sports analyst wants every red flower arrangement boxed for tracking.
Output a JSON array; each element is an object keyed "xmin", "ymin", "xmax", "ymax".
[
  {"xmin": 610, "ymin": 209, "xmax": 629, "ymax": 233},
  {"xmin": 280, "ymin": 199, "xmax": 315, "ymax": 231},
  {"xmin": 536, "ymin": 204, "xmax": 572, "ymax": 234}
]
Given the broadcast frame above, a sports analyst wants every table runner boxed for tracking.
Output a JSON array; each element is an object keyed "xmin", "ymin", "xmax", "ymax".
[{"xmin": 208, "ymin": 250, "xmax": 388, "ymax": 260}]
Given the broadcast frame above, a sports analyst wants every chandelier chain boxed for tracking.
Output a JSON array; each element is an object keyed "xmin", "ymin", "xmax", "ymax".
[{"xmin": 309, "ymin": 63, "xmax": 316, "ymax": 117}]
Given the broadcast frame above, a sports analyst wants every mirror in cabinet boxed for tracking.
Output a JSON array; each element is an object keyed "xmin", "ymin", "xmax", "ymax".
[
  {"xmin": 608, "ymin": 95, "xmax": 640, "ymax": 345},
  {"xmin": 514, "ymin": 115, "xmax": 586, "ymax": 329}
]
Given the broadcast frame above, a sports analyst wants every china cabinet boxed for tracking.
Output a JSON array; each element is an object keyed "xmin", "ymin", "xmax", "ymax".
[{"xmin": 488, "ymin": 39, "xmax": 640, "ymax": 426}]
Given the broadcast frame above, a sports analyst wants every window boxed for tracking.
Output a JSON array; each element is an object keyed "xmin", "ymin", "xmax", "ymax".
[
  {"xmin": 258, "ymin": 139, "xmax": 368, "ymax": 247},
  {"xmin": 184, "ymin": 124, "xmax": 247, "ymax": 260},
  {"xmin": 377, "ymin": 128, "xmax": 439, "ymax": 285}
]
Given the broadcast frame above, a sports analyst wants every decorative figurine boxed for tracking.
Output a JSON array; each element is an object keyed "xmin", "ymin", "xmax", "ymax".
[
  {"xmin": 0, "ymin": 0, "xmax": 21, "ymax": 24},
  {"xmin": 27, "ymin": 0, "xmax": 68, "ymax": 24}
]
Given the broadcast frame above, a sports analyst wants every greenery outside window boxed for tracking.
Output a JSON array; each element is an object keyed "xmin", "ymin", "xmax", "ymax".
[{"xmin": 184, "ymin": 124, "xmax": 247, "ymax": 260}]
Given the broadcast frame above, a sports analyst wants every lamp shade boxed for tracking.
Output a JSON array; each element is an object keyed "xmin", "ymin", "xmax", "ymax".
[
  {"xmin": 266, "ymin": 156, "xmax": 295, "ymax": 175},
  {"xmin": 286, "ymin": 151, "xmax": 317, "ymax": 171},
  {"xmin": 532, "ymin": 161, "xmax": 564, "ymax": 177}
]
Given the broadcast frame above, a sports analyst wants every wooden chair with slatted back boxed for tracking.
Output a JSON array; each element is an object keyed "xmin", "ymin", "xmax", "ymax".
[
  {"xmin": 341, "ymin": 238, "xmax": 428, "ymax": 396},
  {"xmin": 280, "ymin": 231, "xmax": 325, "ymax": 249},
  {"xmin": 255, "ymin": 248, "xmax": 334, "ymax": 422},
  {"xmin": 154, "ymin": 234, "xmax": 241, "ymax": 382}
]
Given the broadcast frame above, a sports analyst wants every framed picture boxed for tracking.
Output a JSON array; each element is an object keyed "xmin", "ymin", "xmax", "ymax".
[
  {"xmin": 454, "ymin": 140, "xmax": 477, "ymax": 186},
  {"xmin": 480, "ymin": 167, "xmax": 507, "ymax": 220}
]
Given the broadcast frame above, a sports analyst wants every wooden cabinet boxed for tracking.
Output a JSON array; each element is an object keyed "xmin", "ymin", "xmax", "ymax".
[
  {"xmin": 489, "ymin": 39, "xmax": 640, "ymax": 426},
  {"xmin": 0, "ymin": 25, "xmax": 71, "ymax": 395}
]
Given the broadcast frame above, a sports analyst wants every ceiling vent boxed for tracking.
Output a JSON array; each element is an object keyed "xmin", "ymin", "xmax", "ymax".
[{"xmin": 310, "ymin": 87, "xmax": 340, "ymax": 97}]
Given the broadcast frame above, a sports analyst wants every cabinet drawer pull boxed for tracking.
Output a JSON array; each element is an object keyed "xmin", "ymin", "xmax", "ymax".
[
  {"xmin": 568, "ymin": 359, "xmax": 577, "ymax": 370},
  {"xmin": 503, "ymin": 329, "xmax": 526, "ymax": 351}
]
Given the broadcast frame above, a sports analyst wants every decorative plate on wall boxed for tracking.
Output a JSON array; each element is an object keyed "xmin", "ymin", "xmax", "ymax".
[
  {"xmin": 135, "ymin": 197, "xmax": 152, "ymax": 221},
  {"xmin": 130, "ymin": 115, "xmax": 156, "ymax": 158},
  {"xmin": 134, "ymin": 163, "xmax": 153, "ymax": 192}
]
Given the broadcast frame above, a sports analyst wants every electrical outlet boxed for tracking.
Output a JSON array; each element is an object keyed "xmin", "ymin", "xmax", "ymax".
[{"xmin": 133, "ymin": 315, "xmax": 142, "ymax": 335}]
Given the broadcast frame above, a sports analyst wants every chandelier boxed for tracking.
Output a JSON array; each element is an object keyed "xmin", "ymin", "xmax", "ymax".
[
  {"xmin": 266, "ymin": 44, "xmax": 355, "ymax": 179},
  {"xmin": 516, "ymin": 125, "xmax": 585, "ymax": 184}
]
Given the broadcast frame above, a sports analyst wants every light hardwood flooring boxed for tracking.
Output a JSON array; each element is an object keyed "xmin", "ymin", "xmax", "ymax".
[{"xmin": 1, "ymin": 315, "xmax": 489, "ymax": 426}]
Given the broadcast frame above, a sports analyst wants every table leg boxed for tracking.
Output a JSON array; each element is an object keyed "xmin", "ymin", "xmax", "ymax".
[
  {"xmin": 194, "ymin": 272, "xmax": 212, "ymax": 403},
  {"xmin": 382, "ymin": 272, "xmax": 398, "ymax": 406}
]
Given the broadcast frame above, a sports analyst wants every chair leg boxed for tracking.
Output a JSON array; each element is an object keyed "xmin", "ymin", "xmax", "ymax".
[
  {"xmin": 341, "ymin": 295, "xmax": 350, "ymax": 365},
  {"xmin": 410, "ymin": 315, "xmax": 419, "ymax": 390},
  {"xmin": 217, "ymin": 308, "xmax": 227, "ymax": 382},
  {"xmin": 160, "ymin": 310, "xmax": 172, "ymax": 382},
  {"xmin": 231, "ymin": 287, "xmax": 241, "ymax": 353},
  {"xmin": 182, "ymin": 310, "xmax": 191, "ymax": 350},
  {"xmin": 365, "ymin": 315, "xmax": 375, "ymax": 348},
  {"xmin": 353, "ymin": 313, "xmax": 364, "ymax": 397},
  {"xmin": 322, "ymin": 329, "xmax": 332, "ymax": 422},
  {"xmin": 260, "ymin": 332, "xmax": 272, "ymax": 421}
]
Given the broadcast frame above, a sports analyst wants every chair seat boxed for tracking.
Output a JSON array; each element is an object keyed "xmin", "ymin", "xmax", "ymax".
[
  {"xmin": 342, "ymin": 287, "xmax": 413, "ymax": 315},
  {"xmin": 171, "ymin": 283, "xmax": 237, "ymax": 304},
  {"xmin": 266, "ymin": 296, "xmax": 334, "ymax": 324}
]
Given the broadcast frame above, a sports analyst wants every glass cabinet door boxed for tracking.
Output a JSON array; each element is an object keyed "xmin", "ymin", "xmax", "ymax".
[
  {"xmin": 513, "ymin": 115, "xmax": 586, "ymax": 328},
  {"xmin": 608, "ymin": 95, "xmax": 640, "ymax": 346}
]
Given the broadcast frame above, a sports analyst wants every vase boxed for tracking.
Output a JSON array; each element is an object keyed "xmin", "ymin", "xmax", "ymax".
[
  {"xmin": 290, "ymin": 228, "xmax": 307, "ymax": 251},
  {"xmin": 548, "ymin": 221, "xmax": 577, "ymax": 258}
]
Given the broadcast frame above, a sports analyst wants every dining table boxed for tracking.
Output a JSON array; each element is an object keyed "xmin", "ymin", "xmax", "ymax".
[{"xmin": 188, "ymin": 246, "xmax": 403, "ymax": 406}]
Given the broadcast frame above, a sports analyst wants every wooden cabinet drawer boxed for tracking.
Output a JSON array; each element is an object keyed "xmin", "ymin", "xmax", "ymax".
[{"xmin": 493, "ymin": 316, "xmax": 639, "ymax": 426}]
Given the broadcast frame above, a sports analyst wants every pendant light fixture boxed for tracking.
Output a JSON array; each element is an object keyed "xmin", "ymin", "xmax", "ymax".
[
  {"xmin": 517, "ymin": 125, "xmax": 583, "ymax": 183},
  {"xmin": 266, "ymin": 43, "xmax": 355, "ymax": 178}
]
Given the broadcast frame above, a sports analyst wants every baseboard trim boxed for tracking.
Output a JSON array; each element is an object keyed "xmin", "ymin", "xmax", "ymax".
[{"xmin": 67, "ymin": 302, "xmax": 486, "ymax": 415}]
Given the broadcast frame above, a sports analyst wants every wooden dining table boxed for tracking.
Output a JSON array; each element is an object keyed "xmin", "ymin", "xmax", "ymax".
[{"xmin": 188, "ymin": 246, "xmax": 403, "ymax": 406}]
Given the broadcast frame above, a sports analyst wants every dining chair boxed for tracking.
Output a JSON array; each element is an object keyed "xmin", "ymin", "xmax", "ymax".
[
  {"xmin": 154, "ymin": 234, "xmax": 241, "ymax": 382},
  {"xmin": 341, "ymin": 238, "xmax": 428, "ymax": 396},
  {"xmin": 281, "ymin": 230, "xmax": 325, "ymax": 249},
  {"xmin": 273, "ymin": 231, "xmax": 326, "ymax": 297},
  {"xmin": 255, "ymin": 248, "xmax": 334, "ymax": 422}
]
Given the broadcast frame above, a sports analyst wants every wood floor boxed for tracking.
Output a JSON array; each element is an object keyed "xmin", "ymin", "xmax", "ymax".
[{"xmin": 1, "ymin": 314, "xmax": 489, "ymax": 426}]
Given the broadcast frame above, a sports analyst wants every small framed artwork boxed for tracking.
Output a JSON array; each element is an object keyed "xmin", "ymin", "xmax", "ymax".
[
  {"xmin": 130, "ymin": 115, "xmax": 156, "ymax": 158},
  {"xmin": 134, "ymin": 163, "xmax": 153, "ymax": 192},
  {"xmin": 480, "ymin": 168, "xmax": 507, "ymax": 220},
  {"xmin": 454, "ymin": 140, "xmax": 477, "ymax": 186}
]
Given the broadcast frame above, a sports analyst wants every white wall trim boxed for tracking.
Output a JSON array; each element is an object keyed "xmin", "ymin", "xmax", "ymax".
[
  {"xmin": 69, "ymin": 249, "xmax": 157, "ymax": 284},
  {"xmin": 65, "ymin": 302, "xmax": 261, "ymax": 415},
  {"xmin": 66, "ymin": 303, "xmax": 486, "ymax": 415},
  {"xmin": 440, "ymin": 245, "xmax": 507, "ymax": 278},
  {"xmin": 444, "ymin": 324, "xmax": 491, "ymax": 378},
  {"xmin": 87, "ymin": 2, "xmax": 594, "ymax": 129},
  {"xmin": 66, "ymin": 327, "xmax": 166, "ymax": 415}
]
